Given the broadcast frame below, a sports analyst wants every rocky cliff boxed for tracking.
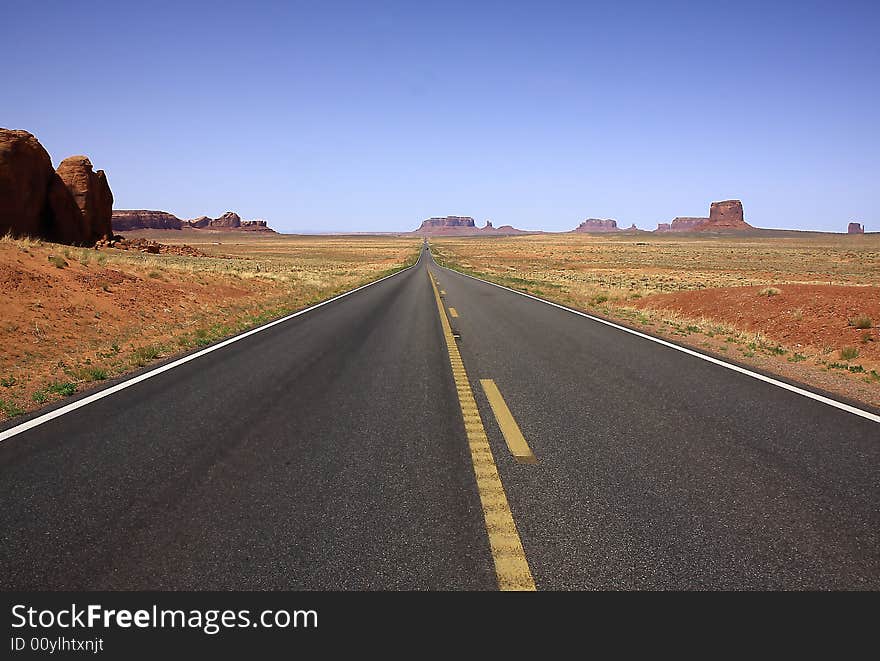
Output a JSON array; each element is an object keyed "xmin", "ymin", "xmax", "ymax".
[{"xmin": 0, "ymin": 129, "xmax": 113, "ymax": 245}]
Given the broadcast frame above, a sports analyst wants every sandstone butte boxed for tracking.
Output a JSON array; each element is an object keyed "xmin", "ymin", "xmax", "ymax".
[
  {"xmin": 0, "ymin": 128, "xmax": 113, "ymax": 245},
  {"xmin": 413, "ymin": 216, "xmax": 527, "ymax": 235},
  {"xmin": 848, "ymin": 222, "xmax": 865, "ymax": 234},
  {"xmin": 572, "ymin": 218, "xmax": 619, "ymax": 233},
  {"xmin": 655, "ymin": 199, "xmax": 752, "ymax": 232}
]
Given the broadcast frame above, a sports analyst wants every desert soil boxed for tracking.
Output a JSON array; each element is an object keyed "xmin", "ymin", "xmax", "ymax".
[
  {"xmin": 432, "ymin": 232, "xmax": 880, "ymax": 408},
  {"xmin": 0, "ymin": 233, "xmax": 420, "ymax": 421}
]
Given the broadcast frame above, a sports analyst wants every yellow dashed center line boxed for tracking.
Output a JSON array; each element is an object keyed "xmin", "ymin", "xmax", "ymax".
[
  {"xmin": 480, "ymin": 380, "xmax": 537, "ymax": 464},
  {"xmin": 428, "ymin": 270, "xmax": 536, "ymax": 591},
  {"xmin": 449, "ymin": 307, "xmax": 459, "ymax": 318}
]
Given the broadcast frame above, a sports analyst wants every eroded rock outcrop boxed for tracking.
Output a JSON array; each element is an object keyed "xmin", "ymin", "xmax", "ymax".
[
  {"xmin": 112, "ymin": 210, "xmax": 184, "ymax": 231},
  {"xmin": 240, "ymin": 220, "xmax": 273, "ymax": 231},
  {"xmin": 414, "ymin": 216, "xmax": 527, "ymax": 235},
  {"xmin": 210, "ymin": 211, "xmax": 241, "ymax": 228},
  {"xmin": 0, "ymin": 129, "xmax": 52, "ymax": 238},
  {"xmin": 0, "ymin": 128, "xmax": 113, "ymax": 245},
  {"xmin": 848, "ymin": 222, "xmax": 865, "ymax": 234},
  {"xmin": 573, "ymin": 218, "xmax": 618, "ymax": 233},
  {"xmin": 670, "ymin": 217, "xmax": 707, "ymax": 231},
  {"xmin": 417, "ymin": 216, "xmax": 476, "ymax": 232},
  {"xmin": 656, "ymin": 199, "xmax": 752, "ymax": 232},
  {"xmin": 56, "ymin": 156, "xmax": 113, "ymax": 241},
  {"xmin": 702, "ymin": 199, "xmax": 749, "ymax": 230}
]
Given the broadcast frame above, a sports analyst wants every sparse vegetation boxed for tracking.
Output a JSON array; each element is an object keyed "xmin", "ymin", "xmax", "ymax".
[
  {"xmin": 432, "ymin": 233, "xmax": 880, "ymax": 408},
  {"xmin": 0, "ymin": 399, "xmax": 24, "ymax": 417},
  {"xmin": 48, "ymin": 255, "xmax": 68, "ymax": 269},
  {"xmin": 46, "ymin": 381, "xmax": 76, "ymax": 397},
  {"xmin": 840, "ymin": 347, "xmax": 860, "ymax": 361},
  {"xmin": 131, "ymin": 345, "xmax": 162, "ymax": 367},
  {"xmin": 758, "ymin": 287, "xmax": 781, "ymax": 297},
  {"xmin": 849, "ymin": 315, "xmax": 872, "ymax": 329}
]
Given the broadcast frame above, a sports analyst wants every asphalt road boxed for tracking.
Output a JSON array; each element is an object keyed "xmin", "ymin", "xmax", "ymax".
[{"xmin": 1, "ymin": 245, "xmax": 878, "ymax": 590}]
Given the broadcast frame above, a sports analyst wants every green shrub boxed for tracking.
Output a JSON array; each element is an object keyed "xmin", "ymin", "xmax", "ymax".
[
  {"xmin": 47, "ymin": 382, "xmax": 76, "ymax": 397},
  {"xmin": 0, "ymin": 399, "xmax": 24, "ymax": 417},
  {"xmin": 840, "ymin": 346, "xmax": 859, "ymax": 361}
]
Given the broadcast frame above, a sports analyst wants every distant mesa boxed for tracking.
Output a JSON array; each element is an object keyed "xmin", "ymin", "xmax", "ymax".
[
  {"xmin": 655, "ymin": 199, "xmax": 751, "ymax": 232},
  {"xmin": 573, "ymin": 218, "xmax": 619, "ymax": 233},
  {"xmin": 670, "ymin": 217, "xmax": 707, "ymax": 231},
  {"xmin": 413, "ymin": 215, "xmax": 527, "ymax": 235},
  {"xmin": 184, "ymin": 212, "xmax": 274, "ymax": 231},
  {"xmin": 112, "ymin": 210, "xmax": 275, "ymax": 232},
  {"xmin": 112, "ymin": 210, "xmax": 183, "ymax": 231},
  {"xmin": 848, "ymin": 222, "xmax": 865, "ymax": 234},
  {"xmin": 1, "ymin": 128, "xmax": 113, "ymax": 245}
]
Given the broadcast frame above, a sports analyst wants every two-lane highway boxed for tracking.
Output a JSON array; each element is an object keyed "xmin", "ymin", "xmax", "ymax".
[{"xmin": 1, "ymin": 244, "xmax": 878, "ymax": 589}]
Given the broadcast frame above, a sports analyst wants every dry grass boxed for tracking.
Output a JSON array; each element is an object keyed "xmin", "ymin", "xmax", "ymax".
[
  {"xmin": 432, "ymin": 232, "xmax": 880, "ymax": 404},
  {"xmin": 0, "ymin": 233, "xmax": 420, "ymax": 420}
]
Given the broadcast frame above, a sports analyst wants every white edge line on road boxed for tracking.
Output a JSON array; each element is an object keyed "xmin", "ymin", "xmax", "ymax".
[
  {"xmin": 434, "ymin": 259, "xmax": 880, "ymax": 425},
  {"xmin": 0, "ymin": 253, "xmax": 423, "ymax": 443}
]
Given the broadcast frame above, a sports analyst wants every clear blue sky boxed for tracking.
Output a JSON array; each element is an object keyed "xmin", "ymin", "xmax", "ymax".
[{"xmin": 3, "ymin": 0, "xmax": 877, "ymax": 232}]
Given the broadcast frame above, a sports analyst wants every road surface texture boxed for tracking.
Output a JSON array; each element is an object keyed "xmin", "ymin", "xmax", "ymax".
[{"xmin": 1, "ymin": 246, "xmax": 878, "ymax": 590}]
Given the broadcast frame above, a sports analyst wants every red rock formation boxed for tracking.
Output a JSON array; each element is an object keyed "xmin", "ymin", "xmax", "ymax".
[
  {"xmin": 187, "ymin": 215, "xmax": 211, "ymax": 228},
  {"xmin": 46, "ymin": 173, "xmax": 85, "ymax": 244},
  {"xmin": 700, "ymin": 199, "xmax": 750, "ymax": 230},
  {"xmin": 210, "ymin": 211, "xmax": 241, "ymax": 228},
  {"xmin": 0, "ymin": 129, "xmax": 53, "ymax": 238},
  {"xmin": 573, "ymin": 218, "xmax": 619, "ymax": 233},
  {"xmin": 656, "ymin": 200, "xmax": 752, "ymax": 232},
  {"xmin": 0, "ymin": 128, "xmax": 113, "ymax": 245},
  {"xmin": 848, "ymin": 222, "xmax": 865, "ymax": 234},
  {"xmin": 414, "ymin": 216, "xmax": 476, "ymax": 234},
  {"xmin": 56, "ymin": 156, "xmax": 113, "ymax": 241},
  {"xmin": 413, "ymin": 216, "xmax": 528, "ymax": 235},
  {"xmin": 672, "ymin": 217, "xmax": 707, "ymax": 231},
  {"xmin": 112, "ymin": 210, "xmax": 184, "ymax": 231},
  {"xmin": 240, "ymin": 220, "xmax": 275, "ymax": 232}
]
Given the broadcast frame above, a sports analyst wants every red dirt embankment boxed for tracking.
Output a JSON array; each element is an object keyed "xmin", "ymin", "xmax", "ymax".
[
  {"xmin": 0, "ymin": 241, "xmax": 279, "ymax": 419},
  {"xmin": 632, "ymin": 284, "xmax": 880, "ymax": 363}
]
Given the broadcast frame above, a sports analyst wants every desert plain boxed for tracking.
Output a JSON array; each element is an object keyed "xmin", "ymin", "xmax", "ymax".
[
  {"xmin": 0, "ymin": 231, "xmax": 420, "ymax": 420},
  {"xmin": 2, "ymin": 228, "xmax": 879, "ymax": 422},
  {"xmin": 431, "ymin": 231, "xmax": 880, "ymax": 407}
]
